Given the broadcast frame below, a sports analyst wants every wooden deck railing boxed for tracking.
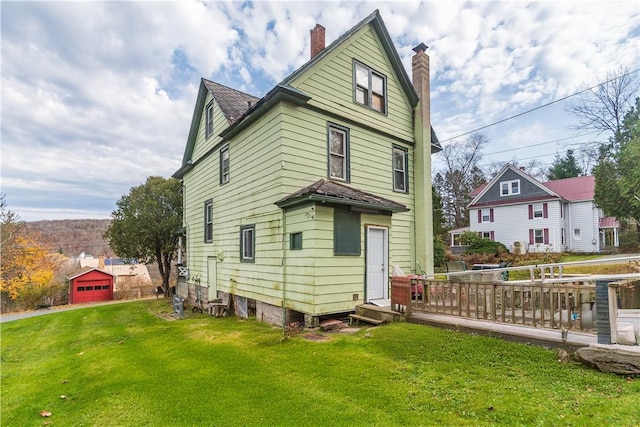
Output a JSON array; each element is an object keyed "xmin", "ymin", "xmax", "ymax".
[{"xmin": 403, "ymin": 278, "xmax": 598, "ymax": 332}]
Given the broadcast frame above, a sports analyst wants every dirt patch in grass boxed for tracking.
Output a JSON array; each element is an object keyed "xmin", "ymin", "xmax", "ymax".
[
  {"xmin": 149, "ymin": 310, "xmax": 178, "ymax": 321},
  {"xmin": 303, "ymin": 333, "xmax": 331, "ymax": 341}
]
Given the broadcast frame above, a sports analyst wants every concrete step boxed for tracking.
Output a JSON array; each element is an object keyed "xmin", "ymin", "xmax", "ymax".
[{"xmin": 349, "ymin": 313, "xmax": 384, "ymax": 326}]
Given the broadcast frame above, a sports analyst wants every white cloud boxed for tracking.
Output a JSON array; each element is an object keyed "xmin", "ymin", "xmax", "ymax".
[{"xmin": 1, "ymin": 1, "xmax": 638, "ymax": 220}]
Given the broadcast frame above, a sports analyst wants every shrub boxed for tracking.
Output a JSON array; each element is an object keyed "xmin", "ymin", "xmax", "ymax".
[
  {"xmin": 459, "ymin": 231, "xmax": 482, "ymax": 246},
  {"xmin": 465, "ymin": 239, "xmax": 509, "ymax": 256}
]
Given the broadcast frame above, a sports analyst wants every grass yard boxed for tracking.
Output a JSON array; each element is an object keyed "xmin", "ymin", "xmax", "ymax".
[{"xmin": 1, "ymin": 300, "xmax": 639, "ymax": 427}]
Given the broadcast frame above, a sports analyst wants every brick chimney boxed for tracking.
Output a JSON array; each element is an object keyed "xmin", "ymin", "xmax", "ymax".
[
  {"xmin": 412, "ymin": 42, "xmax": 430, "ymax": 115},
  {"xmin": 411, "ymin": 42, "xmax": 434, "ymax": 276},
  {"xmin": 310, "ymin": 24, "xmax": 325, "ymax": 58}
]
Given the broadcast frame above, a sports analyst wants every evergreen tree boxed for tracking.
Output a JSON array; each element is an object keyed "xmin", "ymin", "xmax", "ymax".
[{"xmin": 547, "ymin": 149, "xmax": 583, "ymax": 180}]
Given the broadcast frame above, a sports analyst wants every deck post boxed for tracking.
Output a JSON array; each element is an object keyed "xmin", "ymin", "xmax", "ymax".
[{"xmin": 595, "ymin": 280, "xmax": 613, "ymax": 344}]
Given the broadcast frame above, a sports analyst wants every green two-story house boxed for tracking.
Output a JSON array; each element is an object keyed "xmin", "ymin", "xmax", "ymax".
[{"xmin": 173, "ymin": 10, "xmax": 441, "ymax": 325}]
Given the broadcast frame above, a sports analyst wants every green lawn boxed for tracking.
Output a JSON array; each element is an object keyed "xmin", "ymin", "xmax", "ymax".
[{"xmin": 2, "ymin": 300, "xmax": 639, "ymax": 426}]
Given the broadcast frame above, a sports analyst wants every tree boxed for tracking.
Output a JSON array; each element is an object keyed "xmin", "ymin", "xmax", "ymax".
[
  {"xmin": 593, "ymin": 97, "xmax": 640, "ymax": 239},
  {"xmin": 566, "ymin": 67, "xmax": 640, "ymax": 144},
  {"xmin": 0, "ymin": 196, "xmax": 63, "ymax": 308},
  {"xmin": 547, "ymin": 149, "xmax": 583, "ymax": 180},
  {"xmin": 434, "ymin": 132, "xmax": 487, "ymax": 229},
  {"xmin": 431, "ymin": 186, "xmax": 446, "ymax": 240},
  {"xmin": 105, "ymin": 177, "xmax": 183, "ymax": 296}
]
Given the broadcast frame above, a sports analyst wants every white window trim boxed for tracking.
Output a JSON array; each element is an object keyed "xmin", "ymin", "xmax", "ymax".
[
  {"xmin": 482, "ymin": 209, "xmax": 491, "ymax": 223},
  {"xmin": 500, "ymin": 179, "xmax": 520, "ymax": 196},
  {"xmin": 533, "ymin": 203, "xmax": 543, "ymax": 218},
  {"xmin": 573, "ymin": 228, "xmax": 581, "ymax": 240},
  {"xmin": 534, "ymin": 229, "xmax": 544, "ymax": 244},
  {"xmin": 241, "ymin": 225, "xmax": 255, "ymax": 262}
]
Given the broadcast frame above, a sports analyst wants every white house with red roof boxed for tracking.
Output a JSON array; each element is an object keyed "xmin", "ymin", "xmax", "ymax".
[{"xmin": 467, "ymin": 164, "xmax": 619, "ymax": 253}]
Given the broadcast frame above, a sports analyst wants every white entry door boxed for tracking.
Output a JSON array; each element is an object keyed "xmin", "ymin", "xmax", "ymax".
[
  {"xmin": 366, "ymin": 227, "xmax": 388, "ymax": 301},
  {"xmin": 207, "ymin": 257, "xmax": 217, "ymax": 300}
]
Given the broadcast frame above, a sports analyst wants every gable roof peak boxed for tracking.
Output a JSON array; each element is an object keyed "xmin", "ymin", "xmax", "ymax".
[{"xmin": 201, "ymin": 78, "xmax": 260, "ymax": 125}]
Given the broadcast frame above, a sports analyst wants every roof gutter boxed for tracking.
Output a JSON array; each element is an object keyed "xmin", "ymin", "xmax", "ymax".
[{"xmin": 220, "ymin": 85, "xmax": 311, "ymax": 140}]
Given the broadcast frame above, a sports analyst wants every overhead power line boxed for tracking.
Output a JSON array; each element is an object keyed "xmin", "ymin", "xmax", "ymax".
[
  {"xmin": 432, "ymin": 132, "xmax": 600, "ymax": 165},
  {"xmin": 439, "ymin": 68, "xmax": 640, "ymax": 143}
]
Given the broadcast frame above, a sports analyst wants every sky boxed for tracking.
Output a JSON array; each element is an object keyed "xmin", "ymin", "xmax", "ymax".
[{"xmin": 2, "ymin": 1, "xmax": 639, "ymax": 221}]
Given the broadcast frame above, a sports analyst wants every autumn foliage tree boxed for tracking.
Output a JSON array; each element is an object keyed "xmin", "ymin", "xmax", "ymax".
[{"xmin": 1, "ymin": 196, "xmax": 64, "ymax": 309}]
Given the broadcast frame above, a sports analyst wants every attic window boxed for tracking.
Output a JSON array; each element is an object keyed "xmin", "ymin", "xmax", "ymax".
[
  {"xmin": 500, "ymin": 179, "xmax": 520, "ymax": 196},
  {"xmin": 205, "ymin": 101, "xmax": 214, "ymax": 138},
  {"xmin": 354, "ymin": 61, "xmax": 386, "ymax": 114}
]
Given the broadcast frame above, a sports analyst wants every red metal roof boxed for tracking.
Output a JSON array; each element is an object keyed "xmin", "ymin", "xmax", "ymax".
[
  {"xmin": 599, "ymin": 216, "xmax": 620, "ymax": 228},
  {"xmin": 542, "ymin": 176, "xmax": 594, "ymax": 201},
  {"xmin": 469, "ymin": 183, "xmax": 487, "ymax": 197}
]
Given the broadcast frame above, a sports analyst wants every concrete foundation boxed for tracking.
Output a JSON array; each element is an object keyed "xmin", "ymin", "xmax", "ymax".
[{"xmin": 256, "ymin": 301, "xmax": 303, "ymax": 327}]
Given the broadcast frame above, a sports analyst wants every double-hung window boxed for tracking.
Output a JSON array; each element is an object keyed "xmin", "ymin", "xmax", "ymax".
[
  {"xmin": 533, "ymin": 204, "xmax": 543, "ymax": 218},
  {"xmin": 478, "ymin": 208, "xmax": 494, "ymax": 223},
  {"xmin": 354, "ymin": 61, "xmax": 386, "ymax": 113},
  {"xmin": 393, "ymin": 146, "xmax": 408, "ymax": 192},
  {"xmin": 220, "ymin": 145, "xmax": 230, "ymax": 185},
  {"xmin": 530, "ymin": 228, "xmax": 549, "ymax": 245},
  {"xmin": 500, "ymin": 179, "xmax": 520, "ymax": 196},
  {"xmin": 328, "ymin": 124, "xmax": 349, "ymax": 181},
  {"xmin": 240, "ymin": 225, "xmax": 255, "ymax": 262},
  {"xmin": 534, "ymin": 229, "xmax": 544, "ymax": 244},
  {"xmin": 204, "ymin": 200, "xmax": 213, "ymax": 243},
  {"xmin": 205, "ymin": 101, "xmax": 214, "ymax": 138},
  {"xmin": 528, "ymin": 203, "xmax": 548, "ymax": 219}
]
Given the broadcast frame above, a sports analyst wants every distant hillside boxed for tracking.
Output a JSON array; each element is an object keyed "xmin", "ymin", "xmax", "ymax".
[{"xmin": 26, "ymin": 219, "xmax": 113, "ymax": 257}]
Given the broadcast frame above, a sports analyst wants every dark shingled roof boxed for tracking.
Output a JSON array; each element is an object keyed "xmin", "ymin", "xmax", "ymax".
[
  {"xmin": 276, "ymin": 179, "xmax": 409, "ymax": 213},
  {"xmin": 202, "ymin": 79, "xmax": 260, "ymax": 125}
]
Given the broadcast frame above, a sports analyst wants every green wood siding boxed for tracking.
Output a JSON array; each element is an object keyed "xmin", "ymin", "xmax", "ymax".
[
  {"xmin": 289, "ymin": 25, "xmax": 414, "ymax": 143},
  {"xmin": 183, "ymin": 104, "xmax": 287, "ymax": 308},
  {"xmin": 282, "ymin": 205, "xmax": 401, "ymax": 314},
  {"xmin": 180, "ymin": 18, "xmax": 423, "ymax": 317},
  {"xmin": 278, "ymin": 104, "xmax": 415, "ymax": 276},
  {"xmin": 191, "ymin": 93, "xmax": 229, "ymax": 162}
]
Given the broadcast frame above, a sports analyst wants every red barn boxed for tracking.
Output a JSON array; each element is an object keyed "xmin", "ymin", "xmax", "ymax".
[{"xmin": 67, "ymin": 267, "xmax": 114, "ymax": 304}]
